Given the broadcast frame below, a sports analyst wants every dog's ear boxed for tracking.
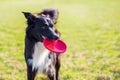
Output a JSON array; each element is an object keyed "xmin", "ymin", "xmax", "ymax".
[
  {"xmin": 40, "ymin": 8, "xmax": 59, "ymax": 24},
  {"xmin": 22, "ymin": 12, "xmax": 36, "ymax": 21}
]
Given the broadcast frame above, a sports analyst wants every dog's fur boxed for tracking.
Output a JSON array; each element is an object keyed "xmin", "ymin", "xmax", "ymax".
[{"xmin": 23, "ymin": 8, "xmax": 61, "ymax": 80}]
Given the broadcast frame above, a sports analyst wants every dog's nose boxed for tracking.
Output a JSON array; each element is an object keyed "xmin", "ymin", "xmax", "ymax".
[{"xmin": 53, "ymin": 35, "xmax": 59, "ymax": 40}]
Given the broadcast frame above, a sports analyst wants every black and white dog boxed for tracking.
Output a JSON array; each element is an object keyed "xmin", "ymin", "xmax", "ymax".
[{"xmin": 23, "ymin": 8, "xmax": 61, "ymax": 80}]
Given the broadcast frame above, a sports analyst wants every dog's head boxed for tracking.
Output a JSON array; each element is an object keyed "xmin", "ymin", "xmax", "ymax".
[{"xmin": 23, "ymin": 9, "xmax": 60, "ymax": 42}]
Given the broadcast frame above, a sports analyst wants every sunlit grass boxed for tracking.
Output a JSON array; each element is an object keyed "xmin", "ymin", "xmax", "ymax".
[{"xmin": 0, "ymin": 0, "xmax": 120, "ymax": 80}]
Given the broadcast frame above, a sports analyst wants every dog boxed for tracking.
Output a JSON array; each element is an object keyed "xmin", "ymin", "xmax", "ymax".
[{"xmin": 23, "ymin": 8, "xmax": 61, "ymax": 80}]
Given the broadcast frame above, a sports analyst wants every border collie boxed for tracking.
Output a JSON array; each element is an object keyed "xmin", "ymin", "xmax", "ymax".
[{"xmin": 23, "ymin": 8, "xmax": 61, "ymax": 80}]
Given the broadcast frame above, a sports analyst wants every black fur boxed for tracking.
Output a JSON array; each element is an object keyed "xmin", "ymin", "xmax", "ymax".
[{"xmin": 23, "ymin": 8, "xmax": 61, "ymax": 80}]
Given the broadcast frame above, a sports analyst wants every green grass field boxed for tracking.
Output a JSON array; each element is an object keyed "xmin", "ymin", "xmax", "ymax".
[{"xmin": 0, "ymin": 0, "xmax": 120, "ymax": 80}]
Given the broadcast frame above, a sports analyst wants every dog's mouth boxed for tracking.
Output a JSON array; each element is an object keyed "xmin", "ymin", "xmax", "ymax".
[
  {"xmin": 40, "ymin": 34, "xmax": 59, "ymax": 41},
  {"xmin": 41, "ymin": 35, "xmax": 45, "ymax": 40},
  {"xmin": 38, "ymin": 35, "xmax": 45, "ymax": 41}
]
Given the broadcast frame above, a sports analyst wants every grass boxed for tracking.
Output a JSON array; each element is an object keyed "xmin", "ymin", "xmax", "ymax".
[{"xmin": 0, "ymin": 0, "xmax": 120, "ymax": 80}]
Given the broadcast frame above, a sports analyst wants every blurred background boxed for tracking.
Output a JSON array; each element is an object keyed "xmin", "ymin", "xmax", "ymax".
[{"xmin": 0, "ymin": 0, "xmax": 120, "ymax": 80}]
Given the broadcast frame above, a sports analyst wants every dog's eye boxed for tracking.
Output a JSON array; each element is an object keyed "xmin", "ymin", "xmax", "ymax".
[
  {"xmin": 44, "ymin": 23, "xmax": 48, "ymax": 26},
  {"xmin": 46, "ymin": 19, "xmax": 53, "ymax": 27},
  {"xmin": 41, "ymin": 27, "xmax": 46, "ymax": 29}
]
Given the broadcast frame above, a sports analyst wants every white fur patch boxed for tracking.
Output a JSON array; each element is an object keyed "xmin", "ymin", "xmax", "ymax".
[
  {"xmin": 32, "ymin": 42, "xmax": 50, "ymax": 73},
  {"xmin": 27, "ymin": 42, "xmax": 55, "ymax": 74},
  {"xmin": 28, "ymin": 42, "xmax": 54, "ymax": 73}
]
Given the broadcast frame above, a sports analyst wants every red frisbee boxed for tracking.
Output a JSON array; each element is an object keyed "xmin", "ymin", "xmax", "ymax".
[{"xmin": 43, "ymin": 38, "xmax": 67, "ymax": 54}]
